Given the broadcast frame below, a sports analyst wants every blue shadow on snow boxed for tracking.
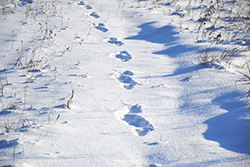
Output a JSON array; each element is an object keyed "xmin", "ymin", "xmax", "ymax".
[
  {"xmin": 153, "ymin": 44, "xmax": 196, "ymax": 57},
  {"xmin": 123, "ymin": 114, "xmax": 154, "ymax": 136},
  {"xmin": 0, "ymin": 139, "xmax": 18, "ymax": 149},
  {"xmin": 95, "ymin": 23, "xmax": 108, "ymax": 32},
  {"xmin": 126, "ymin": 21, "xmax": 179, "ymax": 45},
  {"xmin": 108, "ymin": 37, "xmax": 124, "ymax": 46},
  {"xmin": 123, "ymin": 104, "xmax": 154, "ymax": 136},
  {"xmin": 126, "ymin": 21, "xmax": 197, "ymax": 58},
  {"xmin": 115, "ymin": 50, "xmax": 132, "ymax": 62},
  {"xmin": 203, "ymin": 91, "xmax": 250, "ymax": 154},
  {"xmin": 118, "ymin": 70, "xmax": 137, "ymax": 89},
  {"xmin": 90, "ymin": 12, "xmax": 100, "ymax": 19},
  {"xmin": 19, "ymin": 0, "xmax": 33, "ymax": 6}
]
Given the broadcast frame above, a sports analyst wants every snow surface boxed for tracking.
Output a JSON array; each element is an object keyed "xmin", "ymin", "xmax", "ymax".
[{"xmin": 0, "ymin": 0, "xmax": 250, "ymax": 166}]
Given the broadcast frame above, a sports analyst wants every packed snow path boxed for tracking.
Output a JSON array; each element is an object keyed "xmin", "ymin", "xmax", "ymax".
[{"xmin": 0, "ymin": 0, "xmax": 249, "ymax": 166}]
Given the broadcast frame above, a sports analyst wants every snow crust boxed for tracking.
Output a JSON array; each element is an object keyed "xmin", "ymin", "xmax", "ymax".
[{"xmin": 0, "ymin": 0, "xmax": 249, "ymax": 166}]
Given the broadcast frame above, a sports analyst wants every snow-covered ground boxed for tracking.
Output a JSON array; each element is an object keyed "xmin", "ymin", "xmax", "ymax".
[{"xmin": 0, "ymin": 0, "xmax": 249, "ymax": 166}]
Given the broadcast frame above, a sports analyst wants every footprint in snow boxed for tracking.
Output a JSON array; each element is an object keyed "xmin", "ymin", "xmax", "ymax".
[
  {"xmin": 118, "ymin": 70, "xmax": 137, "ymax": 89},
  {"xmin": 114, "ymin": 50, "xmax": 132, "ymax": 62},
  {"xmin": 123, "ymin": 104, "xmax": 154, "ymax": 136},
  {"xmin": 108, "ymin": 37, "xmax": 124, "ymax": 46},
  {"xmin": 76, "ymin": 1, "xmax": 92, "ymax": 10},
  {"xmin": 90, "ymin": 12, "xmax": 100, "ymax": 18},
  {"xmin": 95, "ymin": 23, "xmax": 108, "ymax": 32},
  {"xmin": 18, "ymin": 0, "xmax": 33, "ymax": 6},
  {"xmin": 77, "ymin": 1, "xmax": 85, "ymax": 5},
  {"xmin": 85, "ymin": 5, "xmax": 92, "ymax": 9}
]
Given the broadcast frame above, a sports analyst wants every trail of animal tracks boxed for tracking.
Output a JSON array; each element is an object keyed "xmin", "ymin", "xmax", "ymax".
[{"xmin": 0, "ymin": 0, "xmax": 250, "ymax": 166}]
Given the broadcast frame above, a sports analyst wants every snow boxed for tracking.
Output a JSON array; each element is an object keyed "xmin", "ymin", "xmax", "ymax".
[{"xmin": 0, "ymin": 0, "xmax": 250, "ymax": 166}]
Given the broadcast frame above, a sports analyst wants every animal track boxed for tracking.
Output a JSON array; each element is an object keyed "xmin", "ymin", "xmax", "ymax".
[
  {"xmin": 123, "ymin": 104, "xmax": 154, "ymax": 136},
  {"xmin": 115, "ymin": 50, "xmax": 132, "ymax": 62},
  {"xmin": 85, "ymin": 5, "xmax": 92, "ymax": 9},
  {"xmin": 108, "ymin": 37, "xmax": 124, "ymax": 46},
  {"xmin": 95, "ymin": 23, "xmax": 108, "ymax": 32},
  {"xmin": 19, "ymin": 0, "xmax": 33, "ymax": 6},
  {"xmin": 129, "ymin": 104, "xmax": 142, "ymax": 113},
  {"xmin": 90, "ymin": 12, "xmax": 100, "ymax": 18},
  {"xmin": 77, "ymin": 1, "xmax": 85, "ymax": 5},
  {"xmin": 118, "ymin": 70, "xmax": 137, "ymax": 89}
]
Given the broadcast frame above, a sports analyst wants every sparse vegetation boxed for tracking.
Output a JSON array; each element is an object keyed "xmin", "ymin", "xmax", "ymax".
[
  {"xmin": 0, "ymin": 0, "xmax": 249, "ymax": 166},
  {"xmin": 139, "ymin": 0, "xmax": 250, "ymax": 102},
  {"xmin": 66, "ymin": 89, "xmax": 74, "ymax": 109},
  {"xmin": 0, "ymin": 1, "xmax": 77, "ymax": 165}
]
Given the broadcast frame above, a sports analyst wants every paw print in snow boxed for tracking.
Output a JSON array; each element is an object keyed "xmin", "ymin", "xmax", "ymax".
[
  {"xmin": 95, "ymin": 23, "xmax": 108, "ymax": 32},
  {"xmin": 108, "ymin": 37, "xmax": 124, "ymax": 46},
  {"xmin": 118, "ymin": 70, "xmax": 137, "ymax": 89},
  {"xmin": 123, "ymin": 104, "xmax": 154, "ymax": 136},
  {"xmin": 115, "ymin": 50, "xmax": 132, "ymax": 62}
]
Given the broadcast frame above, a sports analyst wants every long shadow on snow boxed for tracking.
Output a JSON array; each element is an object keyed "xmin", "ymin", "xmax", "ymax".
[
  {"xmin": 126, "ymin": 21, "xmax": 197, "ymax": 78},
  {"xmin": 0, "ymin": 139, "xmax": 18, "ymax": 149},
  {"xmin": 203, "ymin": 91, "xmax": 250, "ymax": 154},
  {"xmin": 126, "ymin": 21, "xmax": 179, "ymax": 45},
  {"xmin": 126, "ymin": 21, "xmax": 250, "ymax": 156},
  {"xmin": 126, "ymin": 21, "xmax": 196, "ymax": 58},
  {"xmin": 153, "ymin": 44, "xmax": 196, "ymax": 58}
]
